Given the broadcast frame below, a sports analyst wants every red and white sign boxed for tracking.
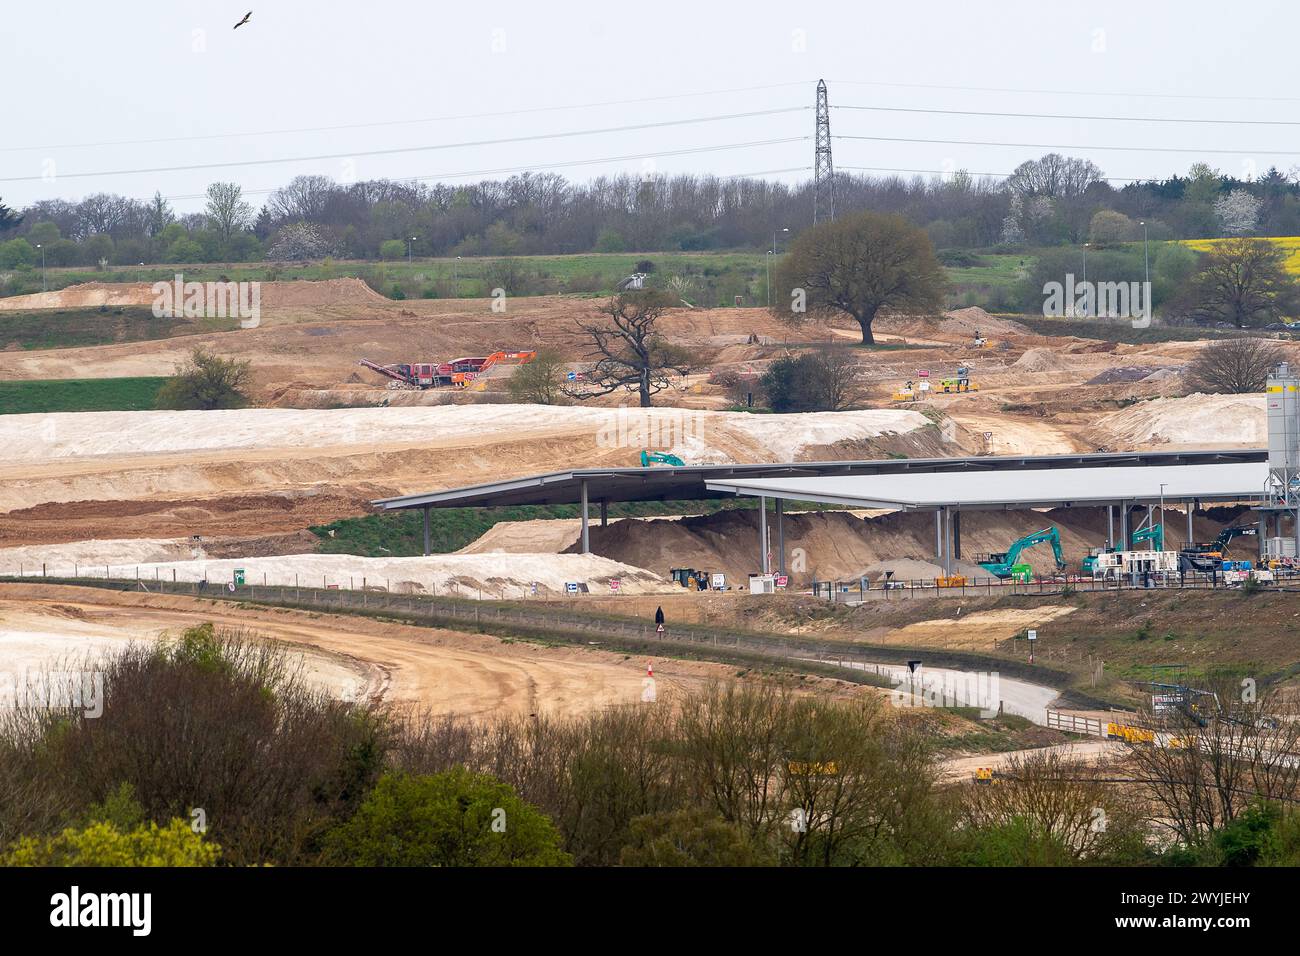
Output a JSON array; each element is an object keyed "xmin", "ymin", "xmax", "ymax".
[
  {"xmin": 609, "ymin": 578, "xmax": 621, "ymax": 592},
  {"xmin": 918, "ymin": 370, "xmax": 930, "ymax": 377},
  {"xmin": 775, "ymin": 575, "xmax": 789, "ymax": 588}
]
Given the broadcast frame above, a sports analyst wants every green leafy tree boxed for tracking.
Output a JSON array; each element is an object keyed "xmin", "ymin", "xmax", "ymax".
[
  {"xmin": 324, "ymin": 769, "xmax": 571, "ymax": 867},
  {"xmin": 1177, "ymin": 237, "xmax": 1300, "ymax": 328},
  {"xmin": 507, "ymin": 348, "xmax": 568, "ymax": 405},
  {"xmin": 619, "ymin": 809, "xmax": 775, "ymax": 866},
  {"xmin": 0, "ymin": 238, "xmax": 35, "ymax": 269},
  {"xmin": 3, "ymin": 820, "xmax": 219, "ymax": 867},
  {"xmin": 204, "ymin": 182, "xmax": 253, "ymax": 249},
  {"xmin": 155, "ymin": 348, "xmax": 252, "ymax": 410},
  {"xmin": 759, "ymin": 348, "xmax": 862, "ymax": 412},
  {"xmin": 378, "ymin": 239, "xmax": 406, "ymax": 260},
  {"xmin": 0, "ymin": 196, "xmax": 21, "ymax": 234},
  {"xmin": 773, "ymin": 211, "xmax": 946, "ymax": 344}
]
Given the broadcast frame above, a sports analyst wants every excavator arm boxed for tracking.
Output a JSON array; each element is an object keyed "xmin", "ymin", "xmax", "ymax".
[{"xmin": 979, "ymin": 527, "xmax": 1067, "ymax": 577}]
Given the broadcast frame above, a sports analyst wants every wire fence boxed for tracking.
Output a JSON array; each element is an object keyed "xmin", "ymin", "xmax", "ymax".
[{"xmin": 0, "ymin": 574, "xmax": 1085, "ymax": 692}]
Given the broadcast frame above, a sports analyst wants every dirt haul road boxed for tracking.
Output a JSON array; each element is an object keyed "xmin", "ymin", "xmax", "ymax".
[{"xmin": 0, "ymin": 583, "xmax": 772, "ymax": 717}]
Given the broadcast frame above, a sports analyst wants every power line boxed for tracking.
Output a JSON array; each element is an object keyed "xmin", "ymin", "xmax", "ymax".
[
  {"xmin": 157, "ymin": 140, "xmax": 810, "ymax": 202},
  {"xmin": 836, "ymin": 104, "xmax": 1300, "ymax": 127},
  {"xmin": 837, "ymin": 164, "xmax": 1146, "ymax": 184},
  {"xmin": 834, "ymin": 134, "xmax": 1300, "ymax": 157},
  {"xmin": 1, "ymin": 81, "xmax": 814, "ymax": 155},
  {"xmin": 829, "ymin": 77, "xmax": 1300, "ymax": 104},
  {"xmin": 0, "ymin": 107, "xmax": 808, "ymax": 184}
]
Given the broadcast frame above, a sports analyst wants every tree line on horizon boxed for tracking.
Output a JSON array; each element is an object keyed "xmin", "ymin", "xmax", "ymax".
[{"xmin": 3, "ymin": 154, "xmax": 1300, "ymax": 273}]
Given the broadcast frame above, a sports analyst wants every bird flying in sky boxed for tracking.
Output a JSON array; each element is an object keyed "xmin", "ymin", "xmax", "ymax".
[{"xmin": 233, "ymin": 11, "xmax": 252, "ymax": 30}]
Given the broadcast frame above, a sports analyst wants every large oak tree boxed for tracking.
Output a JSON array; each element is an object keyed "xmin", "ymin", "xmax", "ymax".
[
  {"xmin": 1177, "ymin": 237, "xmax": 1300, "ymax": 328},
  {"xmin": 566, "ymin": 290, "xmax": 694, "ymax": 407},
  {"xmin": 772, "ymin": 211, "xmax": 946, "ymax": 345}
]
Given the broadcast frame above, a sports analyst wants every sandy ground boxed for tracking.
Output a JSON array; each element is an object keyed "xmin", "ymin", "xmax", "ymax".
[
  {"xmin": 875, "ymin": 605, "xmax": 1080, "ymax": 652},
  {"xmin": 0, "ymin": 595, "xmax": 372, "ymax": 702},
  {"xmin": 941, "ymin": 740, "xmax": 1123, "ymax": 780},
  {"xmin": 0, "ymin": 583, "xmax": 767, "ymax": 717}
]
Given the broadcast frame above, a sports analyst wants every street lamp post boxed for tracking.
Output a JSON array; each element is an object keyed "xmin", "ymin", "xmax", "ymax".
[
  {"xmin": 407, "ymin": 236, "xmax": 417, "ymax": 265},
  {"xmin": 1081, "ymin": 243, "xmax": 1089, "ymax": 317},
  {"xmin": 1140, "ymin": 220, "xmax": 1150, "ymax": 289},
  {"xmin": 454, "ymin": 256, "xmax": 461, "ymax": 296},
  {"xmin": 36, "ymin": 244, "xmax": 45, "ymax": 292},
  {"xmin": 768, "ymin": 227, "xmax": 788, "ymax": 309}
]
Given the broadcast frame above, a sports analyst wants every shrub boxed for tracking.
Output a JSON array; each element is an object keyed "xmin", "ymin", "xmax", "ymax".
[
  {"xmin": 3, "ymin": 819, "xmax": 220, "ymax": 867},
  {"xmin": 324, "ymin": 769, "xmax": 571, "ymax": 867},
  {"xmin": 155, "ymin": 347, "xmax": 251, "ymax": 410}
]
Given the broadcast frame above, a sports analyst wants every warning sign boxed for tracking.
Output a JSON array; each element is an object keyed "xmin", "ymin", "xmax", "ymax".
[{"xmin": 609, "ymin": 579, "xmax": 621, "ymax": 592}]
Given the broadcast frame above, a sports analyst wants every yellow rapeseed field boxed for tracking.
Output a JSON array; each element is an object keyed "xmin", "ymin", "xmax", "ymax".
[{"xmin": 1183, "ymin": 237, "xmax": 1300, "ymax": 275}]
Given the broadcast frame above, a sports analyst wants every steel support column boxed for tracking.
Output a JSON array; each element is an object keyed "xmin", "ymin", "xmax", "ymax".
[
  {"xmin": 943, "ymin": 506, "xmax": 954, "ymax": 576},
  {"xmin": 1106, "ymin": 505, "xmax": 1114, "ymax": 549},
  {"xmin": 600, "ymin": 499, "xmax": 608, "ymax": 528},
  {"xmin": 935, "ymin": 510, "xmax": 944, "ymax": 562},
  {"xmin": 776, "ymin": 498, "xmax": 786, "ymax": 574},
  {"xmin": 952, "ymin": 509, "xmax": 962, "ymax": 560},
  {"xmin": 422, "ymin": 506, "xmax": 431, "ymax": 557},
  {"xmin": 759, "ymin": 496, "xmax": 769, "ymax": 574},
  {"xmin": 580, "ymin": 480, "xmax": 590, "ymax": 554},
  {"xmin": 1186, "ymin": 502, "xmax": 1194, "ymax": 544}
]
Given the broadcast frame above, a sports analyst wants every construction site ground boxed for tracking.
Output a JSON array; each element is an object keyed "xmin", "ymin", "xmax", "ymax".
[{"xmin": 1, "ymin": 278, "xmax": 1294, "ymax": 749}]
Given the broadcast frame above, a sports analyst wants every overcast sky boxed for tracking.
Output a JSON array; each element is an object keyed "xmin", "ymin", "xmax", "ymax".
[{"xmin": 4, "ymin": 0, "xmax": 1297, "ymax": 213}]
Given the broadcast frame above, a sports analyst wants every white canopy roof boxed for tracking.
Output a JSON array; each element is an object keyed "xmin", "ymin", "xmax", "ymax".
[{"xmin": 706, "ymin": 462, "xmax": 1269, "ymax": 511}]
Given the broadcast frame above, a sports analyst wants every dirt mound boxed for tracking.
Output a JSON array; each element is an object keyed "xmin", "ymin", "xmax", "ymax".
[
  {"xmin": 13, "ymin": 551, "xmax": 672, "ymax": 599},
  {"xmin": 1094, "ymin": 393, "xmax": 1265, "ymax": 447},
  {"xmin": 1087, "ymin": 366, "xmax": 1159, "ymax": 385},
  {"xmin": 0, "ymin": 282, "xmax": 158, "ymax": 311},
  {"xmin": 939, "ymin": 307, "xmax": 1030, "ymax": 337},
  {"xmin": 1012, "ymin": 348, "xmax": 1076, "ymax": 372},
  {"xmin": 0, "ymin": 278, "xmax": 388, "ymax": 313},
  {"xmin": 260, "ymin": 278, "xmax": 388, "ymax": 308}
]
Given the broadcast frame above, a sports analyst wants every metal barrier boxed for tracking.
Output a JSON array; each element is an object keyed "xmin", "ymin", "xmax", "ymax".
[{"xmin": 1046, "ymin": 709, "xmax": 1106, "ymax": 737}]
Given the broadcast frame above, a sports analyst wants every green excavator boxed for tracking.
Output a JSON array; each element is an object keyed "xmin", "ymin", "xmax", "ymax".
[
  {"xmin": 640, "ymin": 450, "xmax": 685, "ymax": 467},
  {"xmin": 977, "ymin": 527, "xmax": 1067, "ymax": 582}
]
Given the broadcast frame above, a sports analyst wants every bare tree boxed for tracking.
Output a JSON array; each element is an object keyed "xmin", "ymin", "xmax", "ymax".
[
  {"xmin": 1186, "ymin": 337, "xmax": 1287, "ymax": 393},
  {"xmin": 566, "ymin": 290, "xmax": 694, "ymax": 407},
  {"xmin": 1122, "ymin": 676, "xmax": 1300, "ymax": 848},
  {"xmin": 1006, "ymin": 153, "xmax": 1105, "ymax": 200},
  {"xmin": 960, "ymin": 749, "xmax": 1146, "ymax": 863}
]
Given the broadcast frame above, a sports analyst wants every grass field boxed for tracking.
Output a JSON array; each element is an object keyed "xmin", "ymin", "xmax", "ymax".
[
  {"xmin": 1013, "ymin": 316, "xmax": 1258, "ymax": 344},
  {"xmin": 0, "ymin": 307, "xmax": 237, "ymax": 351},
  {"xmin": 311, "ymin": 499, "xmax": 764, "ymax": 556},
  {"xmin": 0, "ymin": 377, "xmax": 171, "ymax": 414},
  {"xmin": 13, "ymin": 250, "xmax": 1033, "ymax": 310}
]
